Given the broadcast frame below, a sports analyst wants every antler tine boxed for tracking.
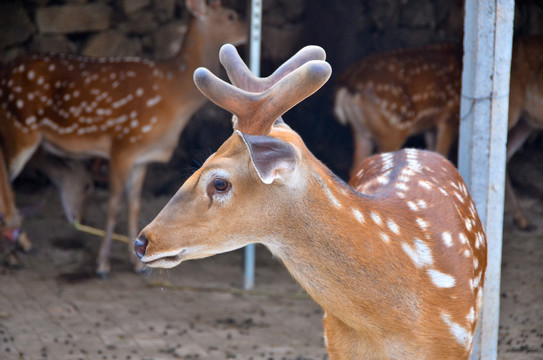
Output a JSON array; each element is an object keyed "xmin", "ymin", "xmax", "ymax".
[
  {"xmin": 193, "ymin": 67, "xmax": 259, "ymax": 123},
  {"xmin": 219, "ymin": 44, "xmax": 327, "ymax": 92},
  {"xmin": 194, "ymin": 60, "xmax": 332, "ymax": 136}
]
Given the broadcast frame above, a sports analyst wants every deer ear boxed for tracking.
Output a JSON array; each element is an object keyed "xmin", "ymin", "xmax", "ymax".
[
  {"xmin": 185, "ymin": 0, "xmax": 207, "ymax": 18},
  {"xmin": 238, "ymin": 131, "xmax": 297, "ymax": 185}
]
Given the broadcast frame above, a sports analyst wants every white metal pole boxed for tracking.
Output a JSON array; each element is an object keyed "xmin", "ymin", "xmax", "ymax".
[
  {"xmin": 244, "ymin": 0, "xmax": 262, "ymax": 290},
  {"xmin": 459, "ymin": 0, "xmax": 515, "ymax": 359}
]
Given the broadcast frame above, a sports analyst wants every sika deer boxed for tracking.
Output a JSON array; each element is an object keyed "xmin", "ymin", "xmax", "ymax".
[
  {"xmin": 134, "ymin": 44, "xmax": 487, "ymax": 359},
  {"xmin": 29, "ymin": 150, "xmax": 94, "ymax": 225},
  {"xmin": 504, "ymin": 35, "xmax": 543, "ymax": 230},
  {"xmin": 1, "ymin": 150, "xmax": 94, "ymax": 267},
  {"xmin": 0, "ymin": 0, "xmax": 246, "ymax": 276},
  {"xmin": 334, "ymin": 38, "xmax": 542, "ymax": 230},
  {"xmin": 334, "ymin": 43, "xmax": 462, "ymax": 177}
]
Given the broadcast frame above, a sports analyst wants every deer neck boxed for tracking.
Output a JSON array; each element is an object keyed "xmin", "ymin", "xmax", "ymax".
[
  {"xmin": 262, "ymin": 156, "xmax": 416, "ymax": 335},
  {"xmin": 160, "ymin": 19, "xmax": 226, "ymax": 109}
]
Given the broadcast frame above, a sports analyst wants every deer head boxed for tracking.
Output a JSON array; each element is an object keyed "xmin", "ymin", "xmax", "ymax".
[{"xmin": 135, "ymin": 45, "xmax": 331, "ymax": 267}]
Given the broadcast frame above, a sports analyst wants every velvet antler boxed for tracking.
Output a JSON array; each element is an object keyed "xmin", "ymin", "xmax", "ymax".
[
  {"xmin": 193, "ymin": 45, "xmax": 331, "ymax": 136},
  {"xmin": 219, "ymin": 44, "xmax": 327, "ymax": 92}
]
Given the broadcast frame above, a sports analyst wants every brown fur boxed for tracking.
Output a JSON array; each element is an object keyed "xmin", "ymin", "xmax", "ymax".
[
  {"xmin": 137, "ymin": 45, "xmax": 487, "ymax": 359},
  {"xmin": 0, "ymin": 0, "xmax": 246, "ymax": 275}
]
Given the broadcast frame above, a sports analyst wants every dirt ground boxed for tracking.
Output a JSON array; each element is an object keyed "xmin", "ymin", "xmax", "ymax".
[{"xmin": 0, "ymin": 139, "xmax": 542, "ymax": 360}]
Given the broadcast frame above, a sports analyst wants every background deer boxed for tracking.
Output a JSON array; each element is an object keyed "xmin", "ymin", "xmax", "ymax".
[
  {"xmin": 334, "ymin": 38, "xmax": 543, "ymax": 230},
  {"xmin": 333, "ymin": 43, "xmax": 462, "ymax": 177},
  {"xmin": 0, "ymin": 0, "xmax": 246, "ymax": 277},
  {"xmin": 504, "ymin": 35, "xmax": 543, "ymax": 230},
  {"xmin": 134, "ymin": 44, "xmax": 487, "ymax": 359},
  {"xmin": 1, "ymin": 150, "xmax": 94, "ymax": 267}
]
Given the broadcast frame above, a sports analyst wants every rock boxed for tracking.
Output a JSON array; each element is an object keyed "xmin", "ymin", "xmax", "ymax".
[
  {"xmin": 120, "ymin": 10, "xmax": 159, "ymax": 34},
  {"xmin": 36, "ymin": 4, "xmax": 112, "ymax": 34},
  {"xmin": 153, "ymin": 21, "xmax": 188, "ymax": 60},
  {"xmin": 82, "ymin": 30, "xmax": 143, "ymax": 58},
  {"xmin": 122, "ymin": 0, "xmax": 151, "ymax": 14},
  {"xmin": 28, "ymin": 34, "xmax": 77, "ymax": 55},
  {"xmin": 0, "ymin": 4, "xmax": 35, "ymax": 50},
  {"xmin": 153, "ymin": 0, "xmax": 176, "ymax": 23}
]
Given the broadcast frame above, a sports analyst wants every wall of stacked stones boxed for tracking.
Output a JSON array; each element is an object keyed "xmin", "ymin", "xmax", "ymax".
[
  {"xmin": 0, "ymin": 0, "xmax": 542, "ymax": 181},
  {"xmin": 2, "ymin": 1, "xmax": 542, "ymax": 71}
]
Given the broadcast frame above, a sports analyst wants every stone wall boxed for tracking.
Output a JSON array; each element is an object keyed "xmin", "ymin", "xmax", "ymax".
[
  {"xmin": 2, "ymin": 0, "xmax": 540, "ymax": 81},
  {"xmin": 1, "ymin": 0, "xmax": 542, "ymax": 183}
]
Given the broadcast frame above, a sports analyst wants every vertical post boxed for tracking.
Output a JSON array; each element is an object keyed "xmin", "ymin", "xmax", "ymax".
[
  {"xmin": 243, "ymin": 0, "xmax": 262, "ymax": 290},
  {"xmin": 459, "ymin": 0, "xmax": 515, "ymax": 359}
]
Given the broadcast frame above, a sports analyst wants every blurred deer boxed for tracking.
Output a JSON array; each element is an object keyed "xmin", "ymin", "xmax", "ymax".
[
  {"xmin": 505, "ymin": 35, "xmax": 543, "ymax": 230},
  {"xmin": 134, "ymin": 44, "xmax": 486, "ymax": 360},
  {"xmin": 0, "ymin": 0, "xmax": 247, "ymax": 277},
  {"xmin": 334, "ymin": 43, "xmax": 462, "ymax": 177},
  {"xmin": 335, "ymin": 38, "xmax": 543, "ymax": 230},
  {"xmin": 1, "ymin": 150, "xmax": 94, "ymax": 267}
]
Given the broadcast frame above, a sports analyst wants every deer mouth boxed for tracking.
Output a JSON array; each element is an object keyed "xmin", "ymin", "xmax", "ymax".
[{"xmin": 141, "ymin": 249, "xmax": 186, "ymax": 268}]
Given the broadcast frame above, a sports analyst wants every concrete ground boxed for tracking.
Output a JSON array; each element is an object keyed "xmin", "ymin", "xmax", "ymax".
[{"xmin": 0, "ymin": 145, "xmax": 542, "ymax": 360}]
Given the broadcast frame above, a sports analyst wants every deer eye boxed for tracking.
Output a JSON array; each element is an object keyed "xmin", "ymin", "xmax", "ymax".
[
  {"xmin": 214, "ymin": 178, "xmax": 229, "ymax": 191},
  {"xmin": 208, "ymin": 178, "xmax": 231, "ymax": 196}
]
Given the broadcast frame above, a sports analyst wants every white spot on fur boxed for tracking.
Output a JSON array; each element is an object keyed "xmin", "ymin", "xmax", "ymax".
[
  {"xmin": 401, "ymin": 238, "xmax": 433, "ymax": 268},
  {"xmin": 376, "ymin": 175, "xmax": 389, "ymax": 185},
  {"xmin": 387, "ymin": 220, "xmax": 400, "ymax": 235},
  {"xmin": 419, "ymin": 180, "xmax": 432, "ymax": 189},
  {"xmin": 352, "ymin": 208, "xmax": 364, "ymax": 223},
  {"xmin": 427, "ymin": 269, "xmax": 456, "ymax": 288},
  {"xmin": 141, "ymin": 125, "xmax": 152, "ymax": 133},
  {"xmin": 416, "ymin": 218, "xmax": 428, "ymax": 230},
  {"xmin": 466, "ymin": 307, "xmax": 475, "ymax": 324},
  {"xmin": 407, "ymin": 201, "xmax": 418, "ymax": 211},
  {"xmin": 441, "ymin": 312, "xmax": 472, "ymax": 349},
  {"xmin": 146, "ymin": 95, "xmax": 162, "ymax": 107},
  {"xmin": 381, "ymin": 152, "xmax": 394, "ymax": 171},
  {"xmin": 380, "ymin": 233, "xmax": 390, "ymax": 243},
  {"xmin": 370, "ymin": 212, "xmax": 383, "ymax": 226},
  {"xmin": 396, "ymin": 182, "xmax": 408, "ymax": 191},
  {"xmin": 442, "ymin": 232, "xmax": 453, "ymax": 247}
]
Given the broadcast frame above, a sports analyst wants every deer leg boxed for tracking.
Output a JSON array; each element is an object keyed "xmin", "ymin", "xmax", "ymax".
[
  {"xmin": 125, "ymin": 163, "xmax": 148, "ymax": 273},
  {"xmin": 0, "ymin": 139, "xmax": 40, "ymax": 255},
  {"xmin": 323, "ymin": 313, "xmax": 372, "ymax": 359},
  {"xmin": 504, "ymin": 171, "xmax": 533, "ymax": 231},
  {"xmin": 434, "ymin": 118, "xmax": 459, "ymax": 160},
  {"xmin": 96, "ymin": 159, "xmax": 130, "ymax": 278},
  {"xmin": 504, "ymin": 119, "xmax": 534, "ymax": 230},
  {"xmin": 0, "ymin": 150, "xmax": 22, "ymax": 230},
  {"xmin": 351, "ymin": 130, "xmax": 374, "ymax": 177},
  {"xmin": 424, "ymin": 129, "xmax": 437, "ymax": 151},
  {"xmin": 506, "ymin": 117, "xmax": 532, "ymax": 162}
]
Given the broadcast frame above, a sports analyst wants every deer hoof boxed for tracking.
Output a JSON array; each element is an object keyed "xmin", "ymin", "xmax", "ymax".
[
  {"xmin": 96, "ymin": 270, "xmax": 111, "ymax": 280},
  {"xmin": 515, "ymin": 217, "xmax": 536, "ymax": 232},
  {"xmin": 4, "ymin": 253, "xmax": 24, "ymax": 269},
  {"xmin": 16, "ymin": 232, "xmax": 34, "ymax": 253}
]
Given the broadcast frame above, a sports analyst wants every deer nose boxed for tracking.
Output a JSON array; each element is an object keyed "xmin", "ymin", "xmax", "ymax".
[{"xmin": 134, "ymin": 234, "xmax": 148, "ymax": 259}]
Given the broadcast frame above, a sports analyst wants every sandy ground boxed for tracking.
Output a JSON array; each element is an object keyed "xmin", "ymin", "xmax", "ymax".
[{"xmin": 0, "ymin": 141, "xmax": 542, "ymax": 360}]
